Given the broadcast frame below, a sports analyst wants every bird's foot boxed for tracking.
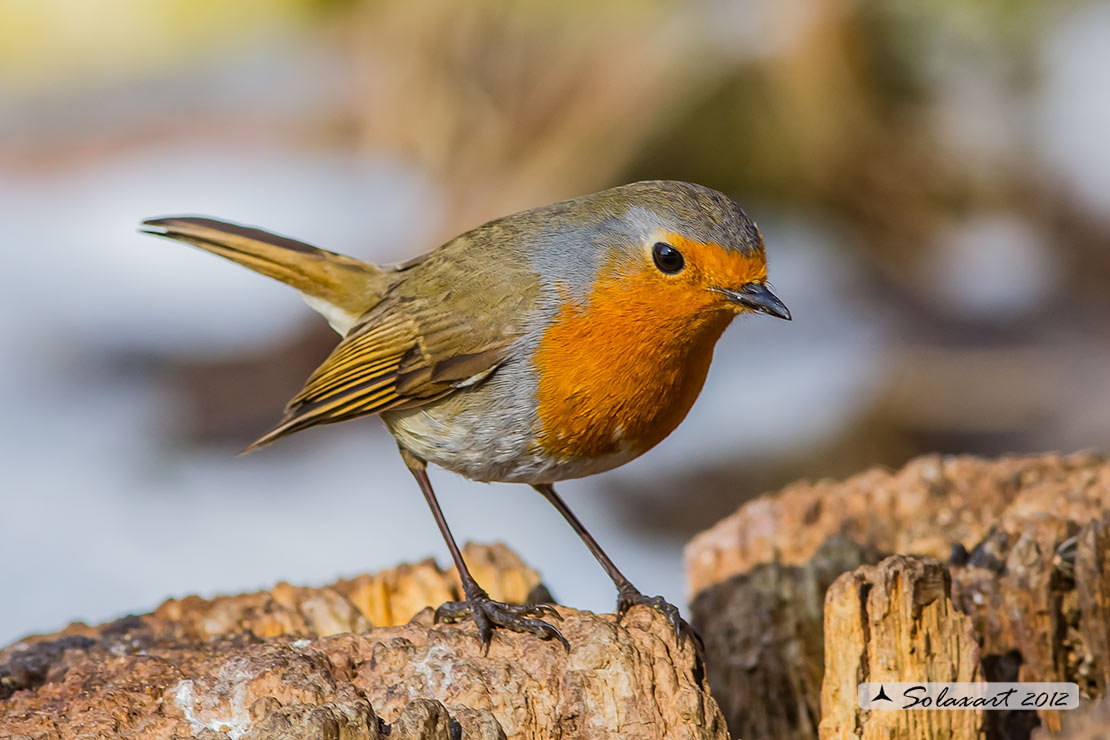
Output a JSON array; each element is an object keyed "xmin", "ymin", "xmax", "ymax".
[
  {"xmin": 435, "ymin": 589, "xmax": 569, "ymax": 654},
  {"xmin": 616, "ymin": 584, "xmax": 704, "ymax": 657}
]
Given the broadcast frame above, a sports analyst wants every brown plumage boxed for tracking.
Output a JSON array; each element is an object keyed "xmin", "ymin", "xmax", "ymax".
[
  {"xmin": 141, "ymin": 180, "xmax": 790, "ymax": 654},
  {"xmin": 143, "ymin": 217, "xmax": 520, "ymax": 450}
]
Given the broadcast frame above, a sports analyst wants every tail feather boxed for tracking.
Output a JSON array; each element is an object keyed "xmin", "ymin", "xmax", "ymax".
[{"xmin": 141, "ymin": 216, "xmax": 390, "ymax": 333}]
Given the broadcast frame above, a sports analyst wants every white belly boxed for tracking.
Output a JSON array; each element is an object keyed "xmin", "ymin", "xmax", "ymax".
[{"xmin": 380, "ymin": 360, "xmax": 641, "ymax": 484}]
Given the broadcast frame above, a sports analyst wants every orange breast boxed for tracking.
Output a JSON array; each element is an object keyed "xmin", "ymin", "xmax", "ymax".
[{"xmin": 532, "ymin": 270, "xmax": 733, "ymax": 460}]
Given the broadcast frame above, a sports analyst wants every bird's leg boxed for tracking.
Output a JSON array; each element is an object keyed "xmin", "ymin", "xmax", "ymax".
[
  {"xmin": 399, "ymin": 447, "xmax": 567, "ymax": 653},
  {"xmin": 532, "ymin": 483, "xmax": 703, "ymax": 653}
]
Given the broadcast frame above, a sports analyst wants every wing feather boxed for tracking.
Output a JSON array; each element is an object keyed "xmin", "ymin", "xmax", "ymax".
[
  {"xmin": 245, "ymin": 297, "xmax": 513, "ymax": 451},
  {"xmin": 244, "ymin": 227, "xmax": 540, "ymax": 452}
]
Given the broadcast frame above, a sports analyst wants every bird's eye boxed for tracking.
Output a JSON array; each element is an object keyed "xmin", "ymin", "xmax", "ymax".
[{"xmin": 652, "ymin": 242, "xmax": 684, "ymax": 274}]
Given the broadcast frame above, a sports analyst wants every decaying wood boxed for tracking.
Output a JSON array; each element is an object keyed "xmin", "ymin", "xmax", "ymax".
[
  {"xmin": 948, "ymin": 517, "xmax": 1110, "ymax": 736},
  {"xmin": 691, "ymin": 537, "xmax": 880, "ymax": 740},
  {"xmin": 687, "ymin": 453, "xmax": 1110, "ymax": 740},
  {"xmin": 819, "ymin": 555, "xmax": 985, "ymax": 740},
  {"xmin": 0, "ymin": 544, "xmax": 722, "ymax": 740},
  {"xmin": 7, "ymin": 455, "xmax": 1110, "ymax": 740},
  {"xmin": 3, "ymin": 543, "xmax": 541, "ymax": 652},
  {"xmin": 150, "ymin": 542, "xmax": 543, "ymax": 640},
  {"xmin": 685, "ymin": 453, "xmax": 1108, "ymax": 595}
]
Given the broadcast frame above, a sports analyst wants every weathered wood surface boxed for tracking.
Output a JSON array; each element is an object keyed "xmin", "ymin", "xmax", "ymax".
[
  {"xmin": 819, "ymin": 555, "xmax": 985, "ymax": 740},
  {"xmin": 687, "ymin": 453, "xmax": 1110, "ymax": 740},
  {"xmin": 691, "ymin": 537, "xmax": 880, "ymax": 740},
  {"xmin": 0, "ymin": 544, "xmax": 722, "ymax": 740},
  {"xmin": 686, "ymin": 453, "xmax": 1108, "ymax": 594},
  {"xmin": 6, "ymin": 454, "xmax": 1109, "ymax": 740}
]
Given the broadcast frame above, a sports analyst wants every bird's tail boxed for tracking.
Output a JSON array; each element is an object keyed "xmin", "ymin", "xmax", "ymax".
[{"xmin": 140, "ymin": 216, "xmax": 390, "ymax": 334}]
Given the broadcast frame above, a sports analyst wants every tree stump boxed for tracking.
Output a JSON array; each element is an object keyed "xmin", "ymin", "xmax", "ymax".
[
  {"xmin": 819, "ymin": 555, "xmax": 985, "ymax": 740},
  {"xmin": 690, "ymin": 537, "xmax": 881, "ymax": 740},
  {"xmin": 686, "ymin": 453, "xmax": 1110, "ymax": 740},
  {"xmin": 0, "ymin": 545, "xmax": 723, "ymax": 740},
  {"xmin": 7, "ymin": 454, "xmax": 1110, "ymax": 740}
]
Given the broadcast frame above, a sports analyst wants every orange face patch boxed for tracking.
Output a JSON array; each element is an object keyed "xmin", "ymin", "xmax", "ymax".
[
  {"xmin": 652, "ymin": 231, "xmax": 768, "ymax": 299},
  {"xmin": 532, "ymin": 235, "xmax": 766, "ymax": 460}
]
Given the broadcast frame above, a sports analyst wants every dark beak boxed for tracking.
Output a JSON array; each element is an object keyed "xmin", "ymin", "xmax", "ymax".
[{"xmin": 718, "ymin": 282, "xmax": 791, "ymax": 320}]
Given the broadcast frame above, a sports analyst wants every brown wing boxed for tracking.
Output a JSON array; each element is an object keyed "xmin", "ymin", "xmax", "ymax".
[{"xmin": 245, "ymin": 295, "xmax": 513, "ymax": 450}]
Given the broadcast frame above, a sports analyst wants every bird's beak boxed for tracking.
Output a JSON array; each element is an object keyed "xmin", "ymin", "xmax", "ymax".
[{"xmin": 717, "ymin": 282, "xmax": 792, "ymax": 320}]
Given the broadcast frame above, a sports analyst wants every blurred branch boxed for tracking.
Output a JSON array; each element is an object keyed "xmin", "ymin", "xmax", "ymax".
[{"xmin": 339, "ymin": 0, "xmax": 712, "ymax": 239}]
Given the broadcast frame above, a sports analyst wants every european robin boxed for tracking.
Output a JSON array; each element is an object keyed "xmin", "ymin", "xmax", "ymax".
[{"xmin": 141, "ymin": 180, "xmax": 790, "ymax": 652}]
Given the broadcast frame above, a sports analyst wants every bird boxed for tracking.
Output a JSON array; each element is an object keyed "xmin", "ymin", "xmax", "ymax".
[{"xmin": 141, "ymin": 180, "xmax": 790, "ymax": 653}]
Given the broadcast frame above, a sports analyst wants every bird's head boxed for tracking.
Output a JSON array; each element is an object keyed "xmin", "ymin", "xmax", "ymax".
[
  {"xmin": 525, "ymin": 181, "xmax": 791, "ymax": 460},
  {"xmin": 566, "ymin": 180, "xmax": 790, "ymax": 324}
]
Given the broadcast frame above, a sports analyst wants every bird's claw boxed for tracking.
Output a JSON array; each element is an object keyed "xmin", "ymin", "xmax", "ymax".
[
  {"xmin": 616, "ymin": 586, "xmax": 705, "ymax": 658},
  {"xmin": 435, "ymin": 594, "xmax": 569, "ymax": 654}
]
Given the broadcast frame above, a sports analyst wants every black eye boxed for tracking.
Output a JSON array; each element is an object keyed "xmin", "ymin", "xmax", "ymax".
[{"xmin": 652, "ymin": 242, "xmax": 684, "ymax": 274}]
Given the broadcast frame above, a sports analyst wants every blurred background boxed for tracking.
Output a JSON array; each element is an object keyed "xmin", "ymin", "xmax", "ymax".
[{"xmin": 2, "ymin": 0, "xmax": 1109, "ymax": 646}]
